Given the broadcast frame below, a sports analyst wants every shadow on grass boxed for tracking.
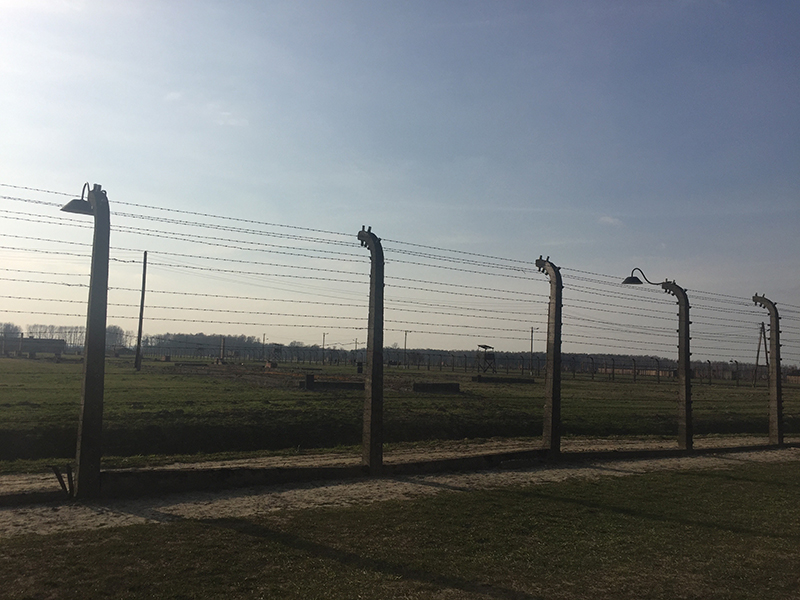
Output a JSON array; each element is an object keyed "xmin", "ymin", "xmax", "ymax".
[
  {"xmin": 517, "ymin": 485, "xmax": 800, "ymax": 541},
  {"xmin": 209, "ymin": 517, "xmax": 541, "ymax": 600},
  {"xmin": 698, "ymin": 465, "xmax": 800, "ymax": 490}
]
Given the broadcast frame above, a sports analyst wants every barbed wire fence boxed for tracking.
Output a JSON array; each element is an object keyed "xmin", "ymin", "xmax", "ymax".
[
  {"xmin": 4, "ymin": 183, "xmax": 798, "ymax": 373},
  {"xmin": 1, "ymin": 183, "xmax": 798, "ymax": 468}
]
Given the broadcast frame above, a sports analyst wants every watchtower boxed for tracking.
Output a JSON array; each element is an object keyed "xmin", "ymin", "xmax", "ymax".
[{"xmin": 477, "ymin": 344, "xmax": 497, "ymax": 373}]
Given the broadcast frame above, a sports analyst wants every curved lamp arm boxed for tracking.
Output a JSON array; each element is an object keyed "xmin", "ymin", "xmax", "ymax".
[{"xmin": 622, "ymin": 267, "xmax": 659, "ymax": 285}]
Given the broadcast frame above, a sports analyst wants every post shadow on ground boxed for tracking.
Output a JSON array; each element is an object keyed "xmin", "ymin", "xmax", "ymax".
[
  {"xmin": 208, "ymin": 518, "xmax": 541, "ymax": 600},
  {"xmin": 505, "ymin": 485, "xmax": 800, "ymax": 542}
]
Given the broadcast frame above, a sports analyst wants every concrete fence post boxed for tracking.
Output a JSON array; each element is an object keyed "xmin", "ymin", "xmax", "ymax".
[
  {"xmin": 358, "ymin": 226, "xmax": 384, "ymax": 474},
  {"xmin": 62, "ymin": 184, "xmax": 110, "ymax": 499},
  {"xmin": 753, "ymin": 294, "xmax": 783, "ymax": 445},
  {"xmin": 535, "ymin": 256, "xmax": 562, "ymax": 455},
  {"xmin": 662, "ymin": 281, "xmax": 692, "ymax": 451}
]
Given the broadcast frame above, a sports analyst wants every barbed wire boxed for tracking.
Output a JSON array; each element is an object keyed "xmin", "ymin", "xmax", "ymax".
[
  {"xmin": 0, "ymin": 184, "xmax": 73, "ymax": 197},
  {"xmin": 0, "ymin": 277, "xmax": 88, "ymax": 288},
  {"xmin": 1, "ymin": 188, "xmax": 794, "ymax": 308},
  {"xmin": 0, "ymin": 210, "xmax": 92, "ymax": 229},
  {"xmin": 0, "ymin": 267, "xmax": 87, "ymax": 277},
  {"xmin": 3, "ymin": 184, "xmax": 798, "ymax": 361}
]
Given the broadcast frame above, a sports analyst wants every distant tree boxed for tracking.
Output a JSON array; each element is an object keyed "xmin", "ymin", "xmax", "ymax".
[
  {"xmin": 106, "ymin": 325, "xmax": 127, "ymax": 349},
  {"xmin": 57, "ymin": 325, "xmax": 85, "ymax": 348},
  {"xmin": 26, "ymin": 324, "xmax": 49, "ymax": 338},
  {"xmin": 1, "ymin": 322, "xmax": 21, "ymax": 336}
]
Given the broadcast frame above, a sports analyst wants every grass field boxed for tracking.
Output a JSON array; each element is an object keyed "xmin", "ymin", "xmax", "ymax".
[
  {"xmin": 1, "ymin": 459, "xmax": 798, "ymax": 599},
  {"xmin": 1, "ymin": 356, "xmax": 798, "ymax": 467}
]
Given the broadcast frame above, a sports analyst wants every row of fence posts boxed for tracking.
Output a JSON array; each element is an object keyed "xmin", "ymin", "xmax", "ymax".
[
  {"xmin": 356, "ymin": 229, "xmax": 786, "ymax": 475},
  {"xmin": 57, "ymin": 185, "xmax": 787, "ymax": 496}
]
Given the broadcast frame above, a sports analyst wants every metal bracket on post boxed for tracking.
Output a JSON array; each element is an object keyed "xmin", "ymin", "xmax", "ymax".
[
  {"xmin": 753, "ymin": 294, "xmax": 783, "ymax": 445},
  {"xmin": 661, "ymin": 281, "xmax": 692, "ymax": 451},
  {"xmin": 535, "ymin": 256, "xmax": 562, "ymax": 456},
  {"xmin": 358, "ymin": 226, "xmax": 384, "ymax": 475}
]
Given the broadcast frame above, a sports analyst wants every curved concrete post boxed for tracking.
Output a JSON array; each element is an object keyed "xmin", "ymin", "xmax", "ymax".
[
  {"xmin": 358, "ymin": 226, "xmax": 384, "ymax": 474},
  {"xmin": 70, "ymin": 184, "xmax": 110, "ymax": 498},
  {"xmin": 661, "ymin": 281, "xmax": 692, "ymax": 451},
  {"xmin": 535, "ymin": 256, "xmax": 562, "ymax": 455},
  {"xmin": 753, "ymin": 294, "xmax": 783, "ymax": 445}
]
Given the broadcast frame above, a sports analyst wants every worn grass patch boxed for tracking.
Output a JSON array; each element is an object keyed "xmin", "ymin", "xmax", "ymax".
[
  {"xmin": 1, "ymin": 357, "xmax": 798, "ymax": 463},
  {"xmin": 1, "ymin": 460, "xmax": 799, "ymax": 599}
]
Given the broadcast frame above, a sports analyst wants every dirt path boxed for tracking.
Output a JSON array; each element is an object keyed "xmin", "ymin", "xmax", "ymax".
[{"xmin": 1, "ymin": 436, "xmax": 798, "ymax": 539}]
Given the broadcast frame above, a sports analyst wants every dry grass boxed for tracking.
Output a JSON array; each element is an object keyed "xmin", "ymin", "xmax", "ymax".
[{"xmin": 1, "ymin": 457, "xmax": 799, "ymax": 599}]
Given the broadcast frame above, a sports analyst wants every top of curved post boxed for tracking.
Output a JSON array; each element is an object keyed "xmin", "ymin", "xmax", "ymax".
[
  {"xmin": 753, "ymin": 293, "xmax": 778, "ymax": 314},
  {"xmin": 357, "ymin": 226, "xmax": 384, "ymax": 262},
  {"xmin": 358, "ymin": 225, "xmax": 380, "ymax": 244},
  {"xmin": 661, "ymin": 280, "xmax": 689, "ymax": 305},
  {"xmin": 535, "ymin": 255, "xmax": 562, "ymax": 284}
]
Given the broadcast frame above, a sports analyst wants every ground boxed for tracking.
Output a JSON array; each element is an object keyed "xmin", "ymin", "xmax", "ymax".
[{"xmin": 1, "ymin": 435, "xmax": 798, "ymax": 538}]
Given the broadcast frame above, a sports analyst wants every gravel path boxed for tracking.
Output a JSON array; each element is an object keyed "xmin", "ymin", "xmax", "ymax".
[{"xmin": 1, "ymin": 436, "xmax": 798, "ymax": 539}]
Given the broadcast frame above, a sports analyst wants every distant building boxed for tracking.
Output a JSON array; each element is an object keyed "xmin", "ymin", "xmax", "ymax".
[{"xmin": 1, "ymin": 336, "xmax": 67, "ymax": 355}]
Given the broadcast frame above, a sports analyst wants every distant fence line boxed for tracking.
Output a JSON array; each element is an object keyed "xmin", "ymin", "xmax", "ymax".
[{"xmin": 2, "ymin": 332, "xmax": 790, "ymax": 385}]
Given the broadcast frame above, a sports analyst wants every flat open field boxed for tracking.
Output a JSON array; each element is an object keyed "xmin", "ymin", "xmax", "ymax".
[
  {"xmin": 3, "ymin": 357, "xmax": 800, "ymax": 598},
  {"xmin": 1, "ymin": 450, "xmax": 799, "ymax": 599},
  {"xmin": 1, "ymin": 356, "xmax": 798, "ymax": 469}
]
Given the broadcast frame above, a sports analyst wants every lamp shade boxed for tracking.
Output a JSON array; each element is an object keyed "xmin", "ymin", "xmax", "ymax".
[
  {"xmin": 61, "ymin": 198, "xmax": 94, "ymax": 215},
  {"xmin": 621, "ymin": 275, "xmax": 643, "ymax": 285}
]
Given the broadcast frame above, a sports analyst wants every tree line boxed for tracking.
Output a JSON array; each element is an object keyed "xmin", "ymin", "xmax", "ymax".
[{"xmin": 1, "ymin": 322, "xmax": 128, "ymax": 350}]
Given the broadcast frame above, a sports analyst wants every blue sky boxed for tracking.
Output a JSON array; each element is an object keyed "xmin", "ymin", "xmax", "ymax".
[{"xmin": 1, "ymin": 1, "xmax": 799, "ymax": 357}]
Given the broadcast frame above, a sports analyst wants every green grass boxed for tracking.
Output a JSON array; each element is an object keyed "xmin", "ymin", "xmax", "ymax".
[
  {"xmin": 2, "ymin": 459, "xmax": 799, "ymax": 599},
  {"xmin": 1, "ymin": 357, "xmax": 798, "ymax": 464}
]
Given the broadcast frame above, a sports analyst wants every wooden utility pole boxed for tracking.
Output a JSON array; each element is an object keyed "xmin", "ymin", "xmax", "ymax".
[
  {"xmin": 530, "ymin": 327, "xmax": 535, "ymax": 376},
  {"xmin": 753, "ymin": 322, "xmax": 767, "ymax": 387},
  {"xmin": 134, "ymin": 251, "xmax": 147, "ymax": 371}
]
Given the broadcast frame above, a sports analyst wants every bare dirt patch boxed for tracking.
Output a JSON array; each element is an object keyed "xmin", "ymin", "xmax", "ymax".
[{"xmin": 1, "ymin": 435, "xmax": 798, "ymax": 539}]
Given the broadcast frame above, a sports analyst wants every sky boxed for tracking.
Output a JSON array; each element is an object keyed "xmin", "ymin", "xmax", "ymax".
[{"xmin": 1, "ymin": 1, "xmax": 799, "ymax": 361}]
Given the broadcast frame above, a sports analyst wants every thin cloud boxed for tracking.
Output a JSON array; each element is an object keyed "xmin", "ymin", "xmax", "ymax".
[{"xmin": 599, "ymin": 216, "xmax": 622, "ymax": 226}]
